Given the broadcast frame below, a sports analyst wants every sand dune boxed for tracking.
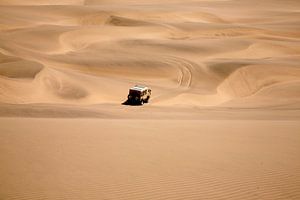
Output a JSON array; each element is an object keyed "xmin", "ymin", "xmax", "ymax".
[
  {"xmin": 1, "ymin": 1, "xmax": 299, "ymax": 107},
  {"xmin": 0, "ymin": 0, "xmax": 300, "ymax": 200},
  {"xmin": 218, "ymin": 65, "xmax": 300, "ymax": 98}
]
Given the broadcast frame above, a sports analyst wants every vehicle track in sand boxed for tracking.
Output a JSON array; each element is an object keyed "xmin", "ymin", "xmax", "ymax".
[{"xmin": 151, "ymin": 56, "xmax": 197, "ymax": 103}]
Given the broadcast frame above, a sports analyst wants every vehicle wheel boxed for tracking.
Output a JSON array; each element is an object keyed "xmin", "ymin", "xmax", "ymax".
[{"xmin": 144, "ymin": 97, "xmax": 150, "ymax": 103}]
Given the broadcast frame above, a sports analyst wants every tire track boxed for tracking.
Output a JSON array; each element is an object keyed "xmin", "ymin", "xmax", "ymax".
[
  {"xmin": 167, "ymin": 56, "xmax": 195, "ymax": 88},
  {"xmin": 151, "ymin": 56, "xmax": 196, "ymax": 103}
]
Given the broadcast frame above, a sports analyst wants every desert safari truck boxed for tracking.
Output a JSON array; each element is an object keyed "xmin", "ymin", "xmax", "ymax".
[{"xmin": 127, "ymin": 85, "xmax": 151, "ymax": 105}]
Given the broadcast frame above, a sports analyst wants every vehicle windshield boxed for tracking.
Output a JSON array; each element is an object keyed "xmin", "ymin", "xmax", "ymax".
[{"xmin": 129, "ymin": 89, "xmax": 141, "ymax": 96}]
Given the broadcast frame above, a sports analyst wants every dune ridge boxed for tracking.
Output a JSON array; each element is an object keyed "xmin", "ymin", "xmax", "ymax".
[{"xmin": 0, "ymin": 0, "xmax": 299, "ymax": 108}]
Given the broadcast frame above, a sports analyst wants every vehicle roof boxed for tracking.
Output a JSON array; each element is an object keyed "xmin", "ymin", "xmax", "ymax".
[{"xmin": 130, "ymin": 85, "xmax": 149, "ymax": 91}]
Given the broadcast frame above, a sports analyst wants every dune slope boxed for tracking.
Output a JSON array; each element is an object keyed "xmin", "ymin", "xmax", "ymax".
[{"xmin": 0, "ymin": 0, "xmax": 299, "ymax": 108}]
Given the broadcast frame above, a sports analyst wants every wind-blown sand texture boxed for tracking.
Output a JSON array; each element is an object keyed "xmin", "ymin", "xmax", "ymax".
[{"xmin": 0, "ymin": 0, "xmax": 300, "ymax": 200}]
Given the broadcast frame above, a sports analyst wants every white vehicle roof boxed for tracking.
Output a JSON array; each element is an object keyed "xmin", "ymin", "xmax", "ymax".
[{"xmin": 130, "ymin": 85, "xmax": 149, "ymax": 92}]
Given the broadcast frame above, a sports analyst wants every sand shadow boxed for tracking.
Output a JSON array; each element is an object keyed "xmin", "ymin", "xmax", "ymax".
[{"xmin": 122, "ymin": 100, "xmax": 143, "ymax": 106}]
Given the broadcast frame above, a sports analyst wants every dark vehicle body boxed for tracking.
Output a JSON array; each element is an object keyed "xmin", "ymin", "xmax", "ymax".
[{"xmin": 127, "ymin": 85, "xmax": 151, "ymax": 105}]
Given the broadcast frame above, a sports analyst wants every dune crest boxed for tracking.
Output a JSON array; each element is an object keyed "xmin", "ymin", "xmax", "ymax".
[
  {"xmin": 0, "ymin": 0, "xmax": 299, "ymax": 107},
  {"xmin": 217, "ymin": 65, "xmax": 300, "ymax": 98}
]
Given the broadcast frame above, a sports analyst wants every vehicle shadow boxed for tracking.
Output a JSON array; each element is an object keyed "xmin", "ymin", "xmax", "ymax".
[{"xmin": 121, "ymin": 100, "xmax": 142, "ymax": 106}]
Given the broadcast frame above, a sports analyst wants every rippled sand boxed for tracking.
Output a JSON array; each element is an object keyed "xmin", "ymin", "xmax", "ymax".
[{"xmin": 0, "ymin": 0, "xmax": 300, "ymax": 199}]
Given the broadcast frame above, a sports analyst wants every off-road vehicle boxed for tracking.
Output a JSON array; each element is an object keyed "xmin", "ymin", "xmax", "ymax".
[{"xmin": 127, "ymin": 85, "xmax": 151, "ymax": 105}]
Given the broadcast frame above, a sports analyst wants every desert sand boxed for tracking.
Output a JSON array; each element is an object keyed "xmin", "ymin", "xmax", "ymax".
[{"xmin": 0, "ymin": 0, "xmax": 300, "ymax": 199}]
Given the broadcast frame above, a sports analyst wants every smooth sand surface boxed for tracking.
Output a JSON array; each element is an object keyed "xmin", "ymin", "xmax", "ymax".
[{"xmin": 0, "ymin": 0, "xmax": 300, "ymax": 199}]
